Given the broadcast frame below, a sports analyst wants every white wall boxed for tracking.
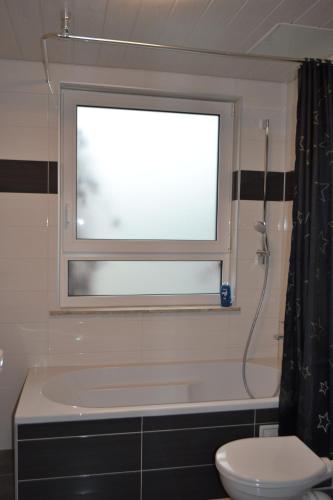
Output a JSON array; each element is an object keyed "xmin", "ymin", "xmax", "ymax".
[{"xmin": 0, "ymin": 59, "xmax": 290, "ymax": 449}]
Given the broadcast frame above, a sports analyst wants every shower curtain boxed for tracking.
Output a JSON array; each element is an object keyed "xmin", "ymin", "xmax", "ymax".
[{"xmin": 279, "ymin": 60, "xmax": 333, "ymax": 457}]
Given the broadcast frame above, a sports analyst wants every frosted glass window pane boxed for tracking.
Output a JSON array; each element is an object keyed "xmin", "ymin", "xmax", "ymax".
[
  {"xmin": 68, "ymin": 261, "xmax": 221, "ymax": 296},
  {"xmin": 76, "ymin": 107, "xmax": 219, "ymax": 240}
]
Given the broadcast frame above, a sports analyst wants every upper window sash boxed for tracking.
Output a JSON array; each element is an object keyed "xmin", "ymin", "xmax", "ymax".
[{"xmin": 60, "ymin": 87, "xmax": 234, "ymax": 256}]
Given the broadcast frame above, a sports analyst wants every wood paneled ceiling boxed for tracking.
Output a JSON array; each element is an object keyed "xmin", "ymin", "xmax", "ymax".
[{"xmin": 1, "ymin": 0, "xmax": 333, "ymax": 82}]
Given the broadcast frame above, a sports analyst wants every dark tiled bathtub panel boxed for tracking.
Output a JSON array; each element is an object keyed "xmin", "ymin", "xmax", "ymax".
[
  {"xmin": 143, "ymin": 466, "xmax": 226, "ymax": 500},
  {"xmin": 143, "ymin": 425, "xmax": 253, "ymax": 469},
  {"xmin": 18, "ymin": 472, "xmax": 141, "ymax": 500},
  {"xmin": 18, "ymin": 433, "xmax": 141, "ymax": 479},
  {"xmin": 255, "ymin": 407, "xmax": 279, "ymax": 437},
  {"xmin": 17, "ymin": 408, "xmax": 275, "ymax": 500},
  {"xmin": 143, "ymin": 408, "xmax": 254, "ymax": 431},
  {"xmin": 18, "ymin": 416, "xmax": 141, "ymax": 439}
]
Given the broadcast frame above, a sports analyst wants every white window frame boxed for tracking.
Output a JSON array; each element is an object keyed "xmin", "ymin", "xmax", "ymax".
[{"xmin": 59, "ymin": 84, "xmax": 235, "ymax": 308}]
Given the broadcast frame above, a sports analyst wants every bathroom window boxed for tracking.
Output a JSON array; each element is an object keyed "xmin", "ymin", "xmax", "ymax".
[{"xmin": 60, "ymin": 86, "xmax": 235, "ymax": 307}]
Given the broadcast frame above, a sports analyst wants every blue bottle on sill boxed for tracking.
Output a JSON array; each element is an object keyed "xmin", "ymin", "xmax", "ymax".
[{"xmin": 220, "ymin": 282, "xmax": 232, "ymax": 307}]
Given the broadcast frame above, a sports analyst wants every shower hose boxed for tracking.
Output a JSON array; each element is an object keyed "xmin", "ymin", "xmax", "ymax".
[{"xmin": 241, "ymin": 233, "xmax": 280, "ymax": 399}]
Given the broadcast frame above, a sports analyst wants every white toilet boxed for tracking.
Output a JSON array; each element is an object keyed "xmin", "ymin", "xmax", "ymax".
[{"xmin": 215, "ymin": 436, "xmax": 333, "ymax": 500}]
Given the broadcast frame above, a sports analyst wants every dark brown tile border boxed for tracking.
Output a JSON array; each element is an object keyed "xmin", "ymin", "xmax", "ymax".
[
  {"xmin": 0, "ymin": 160, "xmax": 58, "ymax": 194},
  {"xmin": 232, "ymin": 170, "xmax": 294, "ymax": 202},
  {"xmin": 285, "ymin": 170, "xmax": 295, "ymax": 201}
]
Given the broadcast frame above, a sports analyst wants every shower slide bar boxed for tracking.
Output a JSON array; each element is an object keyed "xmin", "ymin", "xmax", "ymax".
[{"xmin": 41, "ymin": 11, "xmax": 305, "ymax": 88}]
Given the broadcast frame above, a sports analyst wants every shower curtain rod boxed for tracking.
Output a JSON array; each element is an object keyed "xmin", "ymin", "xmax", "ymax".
[{"xmin": 41, "ymin": 31, "xmax": 305, "ymax": 87}]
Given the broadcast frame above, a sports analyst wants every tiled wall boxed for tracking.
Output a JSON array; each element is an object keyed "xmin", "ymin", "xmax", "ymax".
[{"xmin": 0, "ymin": 59, "xmax": 294, "ymax": 451}]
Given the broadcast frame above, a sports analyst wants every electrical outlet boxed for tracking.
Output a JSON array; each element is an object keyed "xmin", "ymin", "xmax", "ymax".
[{"xmin": 259, "ymin": 424, "xmax": 279, "ymax": 437}]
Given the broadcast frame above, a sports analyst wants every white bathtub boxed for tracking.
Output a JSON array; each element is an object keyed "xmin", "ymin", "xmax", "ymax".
[{"xmin": 15, "ymin": 360, "xmax": 280, "ymax": 424}]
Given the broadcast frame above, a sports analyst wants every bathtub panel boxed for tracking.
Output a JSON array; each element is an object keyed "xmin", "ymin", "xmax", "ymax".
[
  {"xmin": 18, "ymin": 416, "xmax": 141, "ymax": 439},
  {"xmin": 143, "ymin": 425, "xmax": 254, "ymax": 469},
  {"xmin": 143, "ymin": 409, "xmax": 254, "ymax": 431},
  {"xmin": 142, "ymin": 465, "xmax": 225, "ymax": 500},
  {"xmin": 18, "ymin": 434, "xmax": 141, "ymax": 480},
  {"xmin": 15, "ymin": 364, "xmax": 280, "ymax": 499},
  {"xmin": 18, "ymin": 471, "xmax": 141, "ymax": 500},
  {"xmin": 255, "ymin": 407, "xmax": 279, "ymax": 423}
]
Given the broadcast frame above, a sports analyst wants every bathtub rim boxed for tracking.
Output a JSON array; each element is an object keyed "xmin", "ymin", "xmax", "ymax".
[{"xmin": 15, "ymin": 362, "xmax": 279, "ymax": 425}]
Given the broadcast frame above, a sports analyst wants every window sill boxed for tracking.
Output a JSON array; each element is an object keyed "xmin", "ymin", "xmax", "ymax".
[{"xmin": 49, "ymin": 305, "xmax": 241, "ymax": 316}]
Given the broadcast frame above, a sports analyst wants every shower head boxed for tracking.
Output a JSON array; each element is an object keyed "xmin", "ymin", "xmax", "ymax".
[{"xmin": 254, "ymin": 221, "xmax": 267, "ymax": 234}]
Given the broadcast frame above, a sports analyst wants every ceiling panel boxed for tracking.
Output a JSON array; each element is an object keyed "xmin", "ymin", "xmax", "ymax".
[
  {"xmin": 72, "ymin": 0, "xmax": 108, "ymax": 66},
  {"xmin": 209, "ymin": 0, "xmax": 285, "ymax": 51},
  {"xmin": 128, "ymin": 0, "xmax": 176, "ymax": 42},
  {"xmin": 122, "ymin": 0, "xmax": 180, "ymax": 66},
  {"xmin": 243, "ymin": 0, "xmax": 320, "ymax": 52},
  {"xmin": 124, "ymin": 44, "xmax": 187, "ymax": 75},
  {"xmin": 0, "ymin": 0, "xmax": 21, "ymax": 59},
  {"xmin": 118, "ymin": 45, "xmax": 187, "ymax": 74},
  {"xmin": 98, "ymin": 0, "xmax": 143, "ymax": 67},
  {"xmin": 184, "ymin": 0, "xmax": 247, "ymax": 48},
  {"xmin": 157, "ymin": 0, "xmax": 211, "ymax": 45},
  {"xmin": 323, "ymin": 17, "xmax": 333, "ymax": 28},
  {"xmin": 4, "ymin": 0, "xmax": 42, "ymax": 60},
  {"xmin": 295, "ymin": 0, "xmax": 333, "ymax": 27}
]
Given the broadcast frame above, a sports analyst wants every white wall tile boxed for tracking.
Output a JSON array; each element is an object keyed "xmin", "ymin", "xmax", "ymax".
[
  {"xmin": 47, "ymin": 195, "xmax": 58, "ymax": 227},
  {"xmin": 240, "ymin": 136, "xmax": 286, "ymax": 171},
  {"xmin": 238, "ymin": 201, "xmax": 262, "ymax": 230},
  {"xmin": 141, "ymin": 348, "xmax": 226, "ymax": 363},
  {"xmin": 46, "ymin": 351, "xmax": 142, "ymax": 366},
  {"xmin": 0, "ymin": 92, "xmax": 48, "ymax": 127},
  {"xmin": 48, "ymin": 259, "xmax": 57, "ymax": 292},
  {"xmin": 0, "ymin": 124, "xmax": 50, "ymax": 161},
  {"xmin": 241, "ymin": 107, "xmax": 285, "ymax": 136},
  {"xmin": 0, "ymin": 291, "xmax": 49, "ymax": 323},
  {"xmin": 47, "ymin": 226, "xmax": 58, "ymax": 261},
  {"xmin": 0, "ymin": 323, "xmax": 48, "ymax": 357},
  {"xmin": 0, "ymin": 193, "xmax": 48, "ymax": 227},
  {"xmin": 0, "ymin": 354, "xmax": 31, "ymax": 394},
  {"xmin": 0, "ymin": 259, "xmax": 48, "ymax": 291},
  {"xmin": 0, "ymin": 227, "xmax": 48, "ymax": 259},
  {"xmin": 142, "ymin": 313, "xmax": 228, "ymax": 352},
  {"xmin": 48, "ymin": 315, "xmax": 143, "ymax": 354},
  {"xmin": 266, "ymin": 202, "xmax": 285, "ymax": 232},
  {"xmin": 237, "ymin": 228, "xmax": 263, "ymax": 260}
]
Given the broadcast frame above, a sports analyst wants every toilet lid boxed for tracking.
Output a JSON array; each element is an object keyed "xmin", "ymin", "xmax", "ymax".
[{"xmin": 215, "ymin": 436, "xmax": 327, "ymax": 488}]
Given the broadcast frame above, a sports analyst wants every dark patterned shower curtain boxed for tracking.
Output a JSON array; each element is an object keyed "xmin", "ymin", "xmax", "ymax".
[{"xmin": 279, "ymin": 61, "xmax": 333, "ymax": 457}]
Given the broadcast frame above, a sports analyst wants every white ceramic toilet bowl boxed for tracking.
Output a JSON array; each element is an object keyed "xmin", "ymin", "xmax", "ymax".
[{"xmin": 215, "ymin": 436, "xmax": 332, "ymax": 500}]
